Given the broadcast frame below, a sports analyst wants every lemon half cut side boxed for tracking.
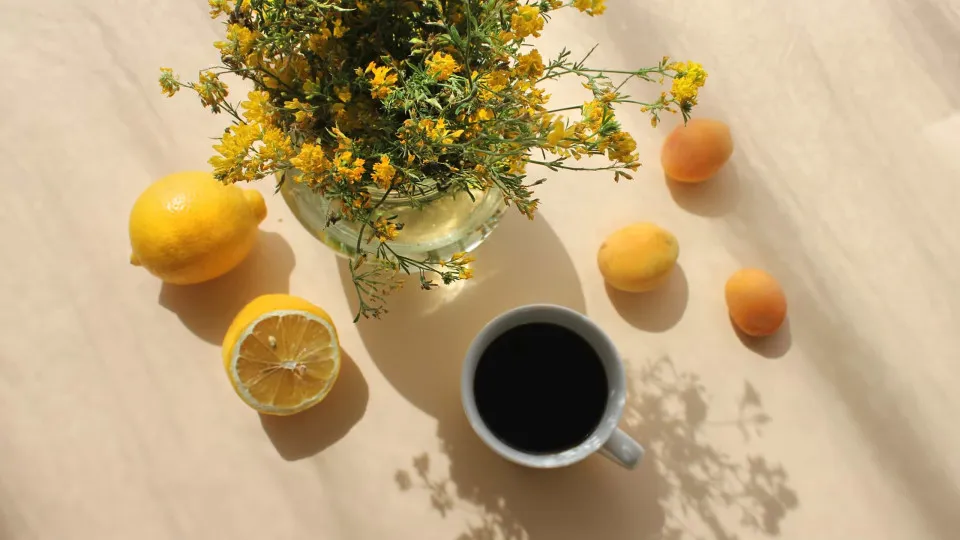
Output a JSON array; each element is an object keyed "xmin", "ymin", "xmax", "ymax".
[{"xmin": 223, "ymin": 295, "xmax": 341, "ymax": 416}]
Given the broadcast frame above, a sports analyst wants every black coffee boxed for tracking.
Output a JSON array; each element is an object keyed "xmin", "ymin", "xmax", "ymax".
[{"xmin": 473, "ymin": 322, "xmax": 609, "ymax": 454}]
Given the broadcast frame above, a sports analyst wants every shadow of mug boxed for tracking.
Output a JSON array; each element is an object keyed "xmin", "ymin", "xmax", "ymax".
[
  {"xmin": 397, "ymin": 357, "xmax": 800, "ymax": 540},
  {"xmin": 423, "ymin": 399, "xmax": 666, "ymax": 540},
  {"xmin": 343, "ymin": 212, "xmax": 666, "ymax": 539},
  {"xmin": 158, "ymin": 231, "xmax": 296, "ymax": 344}
]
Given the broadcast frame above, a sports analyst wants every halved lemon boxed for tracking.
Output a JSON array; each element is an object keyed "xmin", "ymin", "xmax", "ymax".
[{"xmin": 222, "ymin": 294, "xmax": 341, "ymax": 416}]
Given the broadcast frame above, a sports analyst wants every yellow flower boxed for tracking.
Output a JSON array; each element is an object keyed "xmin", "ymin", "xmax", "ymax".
[
  {"xmin": 208, "ymin": 0, "xmax": 231, "ymax": 18},
  {"xmin": 158, "ymin": 67, "xmax": 180, "ymax": 97},
  {"xmin": 373, "ymin": 216, "xmax": 400, "ymax": 242},
  {"xmin": 515, "ymin": 49, "xmax": 544, "ymax": 80},
  {"xmin": 372, "ymin": 155, "xmax": 397, "ymax": 189},
  {"xmin": 290, "ymin": 144, "xmax": 331, "ymax": 182},
  {"xmin": 335, "ymin": 86, "xmax": 352, "ymax": 103},
  {"xmin": 459, "ymin": 267, "xmax": 474, "ymax": 280},
  {"xmin": 425, "ymin": 52, "xmax": 461, "ymax": 81},
  {"xmin": 210, "ymin": 123, "xmax": 261, "ymax": 183},
  {"xmin": 478, "ymin": 70, "xmax": 510, "ymax": 100},
  {"xmin": 242, "ymin": 90, "xmax": 272, "ymax": 123},
  {"xmin": 335, "ymin": 151, "xmax": 366, "ymax": 184},
  {"xmin": 508, "ymin": 156, "xmax": 527, "ymax": 175},
  {"xmin": 580, "ymin": 99, "xmax": 607, "ymax": 132},
  {"xmin": 365, "ymin": 62, "xmax": 398, "ymax": 99},
  {"xmin": 574, "ymin": 0, "xmax": 606, "ymax": 16},
  {"xmin": 470, "ymin": 108, "xmax": 494, "ymax": 123},
  {"xmin": 669, "ymin": 61, "xmax": 708, "ymax": 106},
  {"xmin": 284, "ymin": 98, "xmax": 314, "ymax": 123},
  {"xmin": 260, "ymin": 127, "xmax": 293, "ymax": 162},
  {"xmin": 605, "ymin": 131, "xmax": 638, "ymax": 163},
  {"xmin": 511, "ymin": 6, "xmax": 544, "ymax": 39},
  {"xmin": 418, "ymin": 117, "xmax": 464, "ymax": 145},
  {"xmin": 545, "ymin": 119, "xmax": 575, "ymax": 148},
  {"xmin": 208, "ymin": 0, "xmax": 249, "ymax": 17},
  {"xmin": 216, "ymin": 24, "xmax": 258, "ymax": 57},
  {"xmin": 193, "ymin": 71, "xmax": 229, "ymax": 109},
  {"xmin": 332, "ymin": 16, "xmax": 347, "ymax": 38},
  {"xmin": 308, "ymin": 31, "xmax": 331, "ymax": 55},
  {"xmin": 450, "ymin": 252, "xmax": 476, "ymax": 265},
  {"xmin": 331, "ymin": 127, "xmax": 353, "ymax": 151}
]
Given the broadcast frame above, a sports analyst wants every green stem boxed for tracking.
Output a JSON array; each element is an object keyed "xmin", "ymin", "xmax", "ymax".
[
  {"xmin": 526, "ymin": 160, "xmax": 623, "ymax": 172},
  {"xmin": 546, "ymin": 105, "xmax": 583, "ymax": 114},
  {"xmin": 355, "ymin": 187, "xmax": 394, "ymax": 255}
]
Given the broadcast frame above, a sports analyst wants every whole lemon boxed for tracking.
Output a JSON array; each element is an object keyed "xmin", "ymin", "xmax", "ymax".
[
  {"xmin": 661, "ymin": 118, "xmax": 733, "ymax": 183},
  {"xmin": 725, "ymin": 268, "xmax": 787, "ymax": 337},
  {"xmin": 598, "ymin": 223, "xmax": 679, "ymax": 292},
  {"xmin": 129, "ymin": 171, "xmax": 266, "ymax": 284}
]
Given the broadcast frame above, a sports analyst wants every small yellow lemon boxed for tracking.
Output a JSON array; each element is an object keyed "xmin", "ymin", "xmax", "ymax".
[
  {"xmin": 598, "ymin": 223, "xmax": 679, "ymax": 292},
  {"xmin": 222, "ymin": 295, "xmax": 341, "ymax": 416},
  {"xmin": 129, "ymin": 171, "xmax": 266, "ymax": 284}
]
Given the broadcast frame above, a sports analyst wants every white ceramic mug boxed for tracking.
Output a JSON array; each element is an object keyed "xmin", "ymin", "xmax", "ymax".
[{"xmin": 461, "ymin": 304, "xmax": 644, "ymax": 469}]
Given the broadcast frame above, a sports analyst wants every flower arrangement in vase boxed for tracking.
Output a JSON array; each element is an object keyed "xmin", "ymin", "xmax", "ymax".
[{"xmin": 160, "ymin": 0, "xmax": 706, "ymax": 319}]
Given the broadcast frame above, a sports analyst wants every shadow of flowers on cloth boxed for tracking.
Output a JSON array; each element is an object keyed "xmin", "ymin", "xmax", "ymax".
[{"xmin": 395, "ymin": 357, "xmax": 798, "ymax": 540}]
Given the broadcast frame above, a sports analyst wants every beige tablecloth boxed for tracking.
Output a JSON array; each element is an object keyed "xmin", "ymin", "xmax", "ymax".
[{"xmin": 2, "ymin": 1, "xmax": 959, "ymax": 538}]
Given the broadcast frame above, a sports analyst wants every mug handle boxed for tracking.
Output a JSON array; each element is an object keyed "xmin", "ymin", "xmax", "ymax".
[{"xmin": 598, "ymin": 428, "xmax": 644, "ymax": 469}]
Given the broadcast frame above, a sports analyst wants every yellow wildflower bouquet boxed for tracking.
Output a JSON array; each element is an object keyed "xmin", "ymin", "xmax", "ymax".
[{"xmin": 160, "ymin": 0, "xmax": 706, "ymax": 319}]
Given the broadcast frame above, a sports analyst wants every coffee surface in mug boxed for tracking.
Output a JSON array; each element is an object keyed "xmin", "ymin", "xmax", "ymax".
[{"xmin": 473, "ymin": 322, "xmax": 609, "ymax": 454}]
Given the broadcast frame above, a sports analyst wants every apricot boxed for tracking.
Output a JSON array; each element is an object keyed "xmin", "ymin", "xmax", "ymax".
[
  {"xmin": 725, "ymin": 268, "xmax": 787, "ymax": 337},
  {"xmin": 598, "ymin": 223, "xmax": 679, "ymax": 292},
  {"xmin": 661, "ymin": 118, "xmax": 733, "ymax": 183}
]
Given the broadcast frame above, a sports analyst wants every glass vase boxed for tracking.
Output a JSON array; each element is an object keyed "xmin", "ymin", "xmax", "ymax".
[{"xmin": 279, "ymin": 170, "xmax": 507, "ymax": 262}]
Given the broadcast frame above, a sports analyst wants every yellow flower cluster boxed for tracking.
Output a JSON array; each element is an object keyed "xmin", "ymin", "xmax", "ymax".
[
  {"xmin": 372, "ymin": 156, "xmax": 397, "ymax": 190},
  {"xmin": 573, "ymin": 0, "xmax": 607, "ymax": 16},
  {"xmin": 194, "ymin": 71, "xmax": 228, "ymax": 109},
  {"xmin": 373, "ymin": 216, "xmax": 400, "ymax": 242},
  {"xmin": 210, "ymin": 123, "xmax": 260, "ymax": 184},
  {"xmin": 284, "ymin": 98, "xmax": 314, "ymax": 123},
  {"xmin": 425, "ymin": 52, "xmax": 461, "ymax": 81},
  {"xmin": 334, "ymin": 151, "xmax": 366, "ymax": 184},
  {"xmin": 669, "ymin": 61, "xmax": 708, "ymax": 107},
  {"xmin": 545, "ymin": 119, "xmax": 576, "ymax": 149},
  {"xmin": 448, "ymin": 251, "xmax": 476, "ymax": 279},
  {"xmin": 290, "ymin": 144, "xmax": 331, "ymax": 184},
  {"xmin": 260, "ymin": 128, "xmax": 293, "ymax": 162},
  {"xmin": 158, "ymin": 68, "xmax": 179, "ymax": 97},
  {"xmin": 207, "ymin": 0, "xmax": 246, "ymax": 18},
  {"xmin": 411, "ymin": 118, "xmax": 465, "ymax": 146},
  {"xmin": 215, "ymin": 23, "xmax": 259, "ymax": 57},
  {"xmin": 514, "ymin": 50, "xmax": 544, "ymax": 80},
  {"xmin": 511, "ymin": 6, "xmax": 544, "ymax": 39},
  {"xmin": 365, "ymin": 62, "xmax": 398, "ymax": 99},
  {"xmin": 242, "ymin": 90, "xmax": 272, "ymax": 123},
  {"xmin": 602, "ymin": 131, "xmax": 638, "ymax": 164}
]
